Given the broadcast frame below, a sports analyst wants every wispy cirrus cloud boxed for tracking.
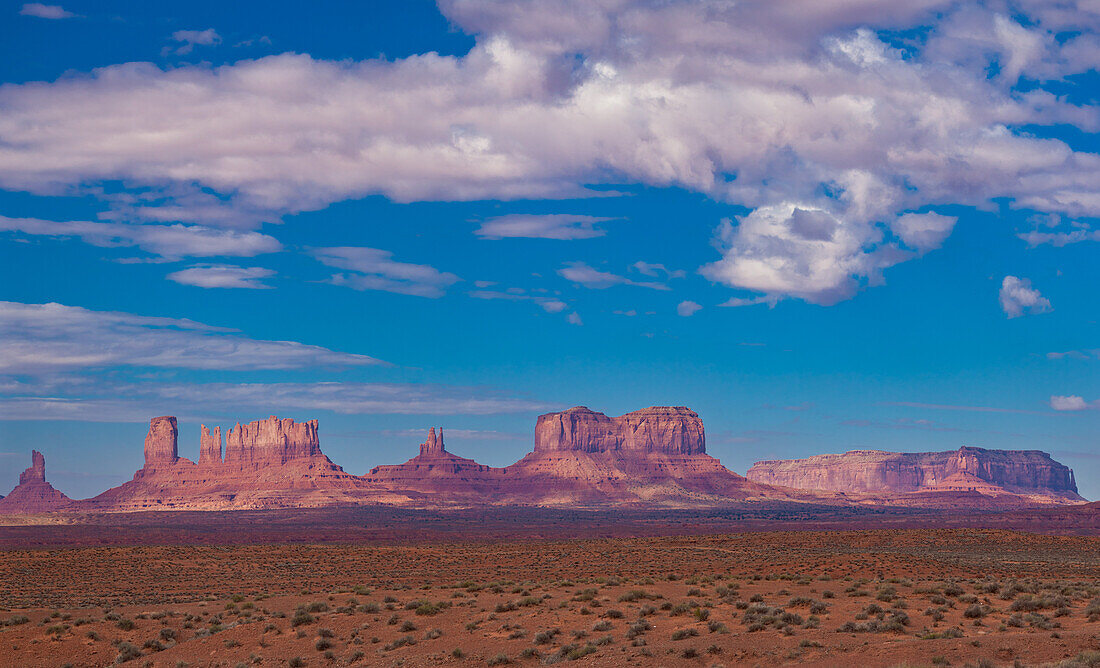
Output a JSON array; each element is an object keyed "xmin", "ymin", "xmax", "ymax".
[
  {"xmin": 19, "ymin": 3, "xmax": 75, "ymax": 19},
  {"xmin": 312, "ymin": 247, "xmax": 459, "ymax": 298},
  {"xmin": 474, "ymin": 214, "xmax": 611, "ymax": 240},
  {"xmin": 0, "ymin": 300, "xmax": 381, "ymax": 374},
  {"xmin": 166, "ymin": 264, "xmax": 276, "ymax": 289},
  {"xmin": 0, "ymin": 216, "xmax": 281, "ymax": 259},
  {"xmin": 558, "ymin": 262, "xmax": 669, "ymax": 291},
  {"xmin": 0, "ymin": 381, "xmax": 552, "ymax": 422}
]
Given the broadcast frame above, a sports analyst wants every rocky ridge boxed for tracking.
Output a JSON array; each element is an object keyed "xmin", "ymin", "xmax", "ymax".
[{"xmin": 0, "ymin": 407, "xmax": 1087, "ymax": 513}]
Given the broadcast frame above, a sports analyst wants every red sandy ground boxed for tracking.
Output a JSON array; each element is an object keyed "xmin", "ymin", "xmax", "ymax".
[{"xmin": 2, "ymin": 528, "xmax": 1100, "ymax": 667}]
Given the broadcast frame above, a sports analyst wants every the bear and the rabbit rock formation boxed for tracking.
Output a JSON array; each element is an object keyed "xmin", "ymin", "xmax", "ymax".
[{"xmin": 0, "ymin": 406, "xmax": 1084, "ymax": 513}]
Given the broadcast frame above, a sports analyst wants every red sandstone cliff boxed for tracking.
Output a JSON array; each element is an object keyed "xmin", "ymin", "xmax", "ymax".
[
  {"xmin": 83, "ymin": 415, "xmax": 397, "ymax": 511},
  {"xmin": 500, "ymin": 406, "xmax": 781, "ymax": 506},
  {"xmin": 0, "ymin": 451, "xmax": 71, "ymax": 513},
  {"xmin": 747, "ymin": 447, "xmax": 1083, "ymax": 505}
]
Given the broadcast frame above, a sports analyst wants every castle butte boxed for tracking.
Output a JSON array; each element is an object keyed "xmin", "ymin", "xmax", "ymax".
[
  {"xmin": 0, "ymin": 407, "xmax": 1087, "ymax": 513},
  {"xmin": 747, "ymin": 448, "xmax": 1084, "ymax": 505}
]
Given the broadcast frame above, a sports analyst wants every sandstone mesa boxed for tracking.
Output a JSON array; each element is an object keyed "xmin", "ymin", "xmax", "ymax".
[{"xmin": 0, "ymin": 406, "xmax": 1085, "ymax": 514}]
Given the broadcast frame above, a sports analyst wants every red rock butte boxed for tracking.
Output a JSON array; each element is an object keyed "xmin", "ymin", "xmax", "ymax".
[
  {"xmin": 0, "ymin": 450, "xmax": 71, "ymax": 513},
  {"xmin": 747, "ymin": 447, "xmax": 1083, "ymax": 504},
  {"xmin": 0, "ymin": 407, "xmax": 1088, "ymax": 514}
]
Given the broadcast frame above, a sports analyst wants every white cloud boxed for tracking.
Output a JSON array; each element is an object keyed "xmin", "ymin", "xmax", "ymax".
[
  {"xmin": 0, "ymin": 215, "xmax": 281, "ymax": 259},
  {"xmin": 19, "ymin": 3, "xmax": 74, "ymax": 19},
  {"xmin": 558, "ymin": 262, "xmax": 669, "ymax": 290},
  {"xmin": 0, "ymin": 2, "xmax": 1098, "ymax": 303},
  {"xmin": 468, "ymin": 288, "xmax": 570, "ymax": 318},
  {"xmin": 891, "ymin": 212, "xmax": 958, "ymax": 253},
  {"xmin": 631, "ymin": 262, "xmax": 685, "ymax": 279},
  {"xmin": 166, "ymin": 264, "xmax": 275, "ymax": 289},
  {"xmin": 1050, "ymin": 395, "xmax": 1097, "ymax": 411},
  {"xmin": 475, "ymin": 214, "xmax": 610, "ymax": 239},
  {"xmin": 0, "ymin": 301, "xmax": 381, "ymax": 374},
  {"xmin": 567, "ymin": 312, "xmax": 583, "ymax": 326},
  {"xmin": 718, "ymin": 295, "xmax": 778, "ymax": 308},
  {"xmin": 1019, "ymin": 224, "xmax": 1100, "ymax": 248},
  {"xmin": 701, "ymin": 206, "xmax": 908, "ymax": 305},
  {"xmin": 676, "ymin": 300, "xmax": 702, "ymax": 317},
  {"xmin": 312, "ymin": 247, "xmax": 459, "ymax": 298},
  {"xmin": 999, "ymin": 275, "xmax": 1053, "ymax": 318},
  {"xmin": 170, "ymin": 29, "xmax": 222, "ymax": 55}
]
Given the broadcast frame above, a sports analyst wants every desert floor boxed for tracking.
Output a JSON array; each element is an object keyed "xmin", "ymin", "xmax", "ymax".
[{"xmin": 2, "ymin": 528, "xmax": 1100, "ymax": 667}]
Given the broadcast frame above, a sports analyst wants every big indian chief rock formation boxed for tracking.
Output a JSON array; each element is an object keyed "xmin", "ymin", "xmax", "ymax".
[{"xmin": 746, "ymin": 447, "xmax": 1084, "ymax": 505}]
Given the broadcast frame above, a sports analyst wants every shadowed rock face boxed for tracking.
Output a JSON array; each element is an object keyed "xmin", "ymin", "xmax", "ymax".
[
  {"xmin": 143, "ymin": 416, "xmax": 178, "ymax": 467},
  {"xmin": 747, "ymin": 447, "xmax": 1082, "ymax": 501},
  {"xmin": 0, "ymin": 450, "xmax": 70, "ymax": 513},
  {"xmin": 534, "ymin": 406, "xmax": 706, "ymax": 455}
]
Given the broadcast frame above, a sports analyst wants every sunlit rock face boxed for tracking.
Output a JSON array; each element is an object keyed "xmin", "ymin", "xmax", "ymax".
[
  {"xmin": 533, "ymin": 406, "xmax": 706, "ymax": 455},
  {"xmin": 747, "ymin": 447, "xmax": 1082, "ymax": 503}
]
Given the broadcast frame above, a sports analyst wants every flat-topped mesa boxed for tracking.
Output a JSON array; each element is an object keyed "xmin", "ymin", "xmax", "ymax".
[
  {"xmin": 19, "ymin": 450, "xmax": 46, "ymax": 484},
  {"xmin": 199, "ymin": 425, "xmax": 223, "ymax": 465},
  {"xmin": 534, "ymin": 406, "xmax": 706, "ymax": 455},
  {"xmin": 143, "ymin": 416, "xmax": 179, "ymax": 467},
  {"xmin": 747, "ymin": 446, "xmax": 1081, "ymax": 501},
  {"xmin": 420, "ymin": 427, "xmax": 445, "ymax": 457},
  {"xmin": 225, "ymin": 416, "xmax": 322, "ymax": 465}
]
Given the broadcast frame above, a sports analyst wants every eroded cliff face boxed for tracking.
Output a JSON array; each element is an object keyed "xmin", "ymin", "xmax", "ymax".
[
  {"xmin": 143, "ymin": 416, "xmax": 178, "ymax": 467},
  {"xmin": 86, "ymin": 415, "xmax": 386, "ymax": 511},
  {"xmin": 747, "ymin": 447, "xmax": 1082, "ymax": 502},
  {"xmin": 199, "ymin": 425, "xmax": 222, "ymax": 465},
  {"xmin": 225, "ymin": 416, "xmax": 321, "ymax": 464},
  {"xmin": 534, "ymin": 406, "xmax": 706, "ymax": 455},
  {"xmin": 0, "ymin": 450, "xmax": 71, "ymax": 513}
]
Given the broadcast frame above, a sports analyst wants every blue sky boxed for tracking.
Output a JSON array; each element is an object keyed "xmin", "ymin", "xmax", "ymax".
[{"xmin": 0, "ymin": 0, "xmax": 1098, "ymax": 500}]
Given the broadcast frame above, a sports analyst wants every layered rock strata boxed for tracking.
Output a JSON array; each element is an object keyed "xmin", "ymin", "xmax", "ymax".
[
  {"xmin": 0, "ymin": 451, "xmax": 71, "ymax": 513},
  {"xmin": 747, "ymin": 447, "xmax": 1083, "ymax": 504},
  {"xmin": 85, "ymin": 415, "xmax": 394, "ymax": 511}
]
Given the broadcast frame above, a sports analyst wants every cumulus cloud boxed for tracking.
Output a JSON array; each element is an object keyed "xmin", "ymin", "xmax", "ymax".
[
  {"xmin": 474, "ymin": 214, "xmax": 610, "ymax": 239},
  {"xmin": 0, "ymin": 1, "xmax": 1099, "ymax": 303},
  {"xmin": 999, "ymin": 275, "xmax": 1053, "ymax": 318},
  {"xmin": 558, "ymin": 261, "xmax": 669, "ymax": 290},
  {"xmin": 676, "ymin": 300, "xmax": 702, "ymax": 317},
  {"xmin": 19, "ymin": 3, "xmax": 74, "ymax": 19},
  {"xmin": 0, "ymin": 300, "xmax": 381, "ymax": 374},
  {"xmin": 567, "ymin": 312, "xmax": 583, "ymax": 326},
  {"xmin": 311, "ymin": 247, "xmax": 459, "ymax": 298},
  {"xmin": 891, "ymin": 212, "xmax": 958, "ymax": 253},
  {"xmin": 166, "ymin": 264, "xmax": 276, "ymax": 289},
  {"xmin": 0, "ymin": 215, "xmax": 281, "ymax": 259},
  {"xmin": 1050, "ymin": 395, "xmax": 1097, "ymax": 411}
]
